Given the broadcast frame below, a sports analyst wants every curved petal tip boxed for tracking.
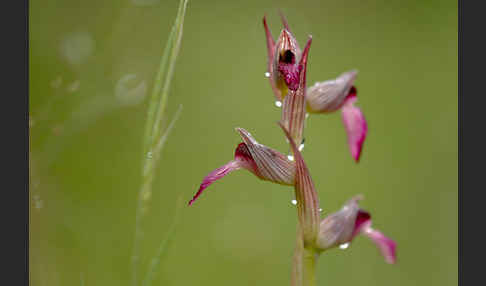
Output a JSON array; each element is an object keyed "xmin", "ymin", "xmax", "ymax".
[
  {"xmin": 364, "ymin": 228, "xmax": 397, "ymax": 264},
  {"xmin": 341, "ymin": 90, "xmax": 367, "ymax": 162},
  {"xmin": 188, "ymin": 160, "xmax": 241, "ymax": 206}
]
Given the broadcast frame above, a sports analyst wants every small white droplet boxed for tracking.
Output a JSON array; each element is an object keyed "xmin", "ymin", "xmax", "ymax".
[
  {"xmin": 287, "ymin": 154, "xmax": 294, "ymax": 161},
  {"xmin": 264, "ymin": 72, "xmax": 271, "ymax": 78},
  {"xmin": 339, "ymin": 243, "xmax": 350, "ymax": 250},
  {"xmin": 298, "ymin": 143, "xmax": 305, "ymax": 151},
  {"xmin": 305, "ymin": 113, "xmax": 309, "ymax": 119},
  {"xmin": 291, "ymin": 199, "xmax": 297, "ymax": 205},
  {"xmin": 147, "ymin": 151, "xmax": 153, "ymax": 159},
  {"xmin": 318, "ymin": 208, "xmax": 323, "ymax": 212},
  {"xmin": 275, "ymin": 101, "xmax": 282, "ymax": 108}
]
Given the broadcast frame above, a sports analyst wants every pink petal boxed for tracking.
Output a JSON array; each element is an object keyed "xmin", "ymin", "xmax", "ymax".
[
  {"xmin": 363, "ymin": 227, "xmax": 397, "ymax": 264},
  {"xmin": 297, "ymin": 38, "xmax": 312, "ymax": 85},
  {"xmin": 263, "ymin": 16, "xmax": 281, "ymax": 101},
  {"xmin": 263, "ymin": 16, "xmax": 275, "ymax": 61},
  {"xmin": 306, "ymin": 70, "xmax": 358, "ymax": 113},
  {"xmin": 188, "ymin": 160, "xmax": 241, "ymax": 206},
  {"xmin": 341, "ymin": 88, "xmax": 367, "ymax": 162},
  {"xmin": 279, "ymin": 12, "xmax": 292, "ymax": 38},
  {"xmin": 277, "ymin": 12, "xmax": 302, "ymax": 57}
]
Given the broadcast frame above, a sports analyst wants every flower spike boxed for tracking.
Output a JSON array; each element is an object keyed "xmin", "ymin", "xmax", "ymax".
[
  {"xmin": 188, "ymin": 128, "xmax": 295, "ymax": 205},
  {"xmin": 316, "ymin": 195, "xmax": 397, "ymax": 264},
  {"xmin": 306, "ymin": 70, "xmax": 367, "ymax": 162},
  {"xmin": 279, "ymin": 122, "xmax": 320, "ymax": 247}
]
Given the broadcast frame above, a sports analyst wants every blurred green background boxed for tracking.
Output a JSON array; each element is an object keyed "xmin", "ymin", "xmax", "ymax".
[{"xmin": 29, "ymin": 0, "xmax": 457, "ymax": 285}]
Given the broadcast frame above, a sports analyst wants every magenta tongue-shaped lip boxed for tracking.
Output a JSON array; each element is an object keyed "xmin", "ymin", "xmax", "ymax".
[{"xmin": 278, "ymin": 51, "xmax": 300, "ymax": 91}]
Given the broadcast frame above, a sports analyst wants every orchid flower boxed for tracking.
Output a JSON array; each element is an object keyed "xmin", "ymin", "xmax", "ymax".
[
  {"xmin": 264, "ymin": 17, "xmax": 367, "ymax": 162},
  {"xmin": 307, "ymin": 70, "xmax": 368, "ymax": 162},
  {"xmin": 263, "ymin": 14, "xmax": 302, "ymax": 101},
  {"xmin": 188, "ymin": 128, "xmax": 295, "ymax": 205},
  {"xmin": 316, "ymin": 195, "xmax": 397, "ymax": 264},
  {"xmin": 264, "ymin": 14, "xmax": 312, "ymax": 147}
]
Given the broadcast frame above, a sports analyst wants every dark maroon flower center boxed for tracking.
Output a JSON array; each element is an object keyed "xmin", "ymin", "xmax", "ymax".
[
  {"xmin": 352, "ymin": 209, "xmax": 371, "ymax": 237},
  {"xmin": 280, "ymin": 50, "xmax": 295, "ymax": 64},
  {"xmin": 234, "ymin": 143, "xmax": 253, "ymax": 161}
]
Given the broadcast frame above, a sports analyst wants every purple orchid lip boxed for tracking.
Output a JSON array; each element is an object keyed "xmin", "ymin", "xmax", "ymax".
[
  {"xmin": 341, "ymin": 91, "xmax": 367, "ymax": 162},
  {"xmin": 188, "ymin": 160, "xmax": 241, "ymax": 206},
  {"xmin": 363, "ymin": 227, "xmax": 397, "ymax": 264}
]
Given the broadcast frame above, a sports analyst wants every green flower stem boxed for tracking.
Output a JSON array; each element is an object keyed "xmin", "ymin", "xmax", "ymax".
[
  {"xmin": 303, "ymin": 247, "xmax": 317, "ymax": 286},
  {"xmin": 292, "ymin": 225, "xmax": 319, "ymax": 286}
]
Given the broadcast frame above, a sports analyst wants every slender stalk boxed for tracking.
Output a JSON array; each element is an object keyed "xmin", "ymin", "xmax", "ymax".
[
  {"xmin": 292, "ymin": 225, "xmax": 318, "ymax": 286},
  {"xmin": 302, "ymin": 248, "xmax": 317, "ymax": 286},
  {"xmin": 131, "ymin": 1, "xmax": 188, "ymax": 286},
  {"xmin": 291, "ymin": 226, "xmax": 304, "ymax": 286}
]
